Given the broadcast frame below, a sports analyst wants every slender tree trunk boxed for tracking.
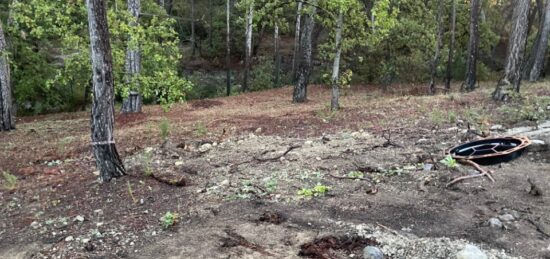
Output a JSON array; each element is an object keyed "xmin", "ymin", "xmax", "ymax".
[
  {"xmin": 445, "ymin": 0, "xmax": 456, "ymax": 93},
  {"xmin": 493, "ymin": 0, "xmax": 530, "ymax": 101},
  {"xmin": 274, "ymin": 22, "xmax": 281, "ymax": 87},
  {"xmin": 86, "ymin": 0, "xmax": 126, "ymax": 182},
  {"xmin": 209, "ymin": 0, "xmax": 214, "ymax": 50},
  {"xmin": 463, "ymin": 0, "xmax": 482, "ymax": 92},
  {"xmin": 292, "ymin": 1, "xmax": 303, "ymax": 80},
  {"xmin": 121, "ymin": 0, "xmax": 142, "ymax": 113},
  {"xmin": 226, "ymin": 0, "xmax": 231, "ymax": 96},
  {"xmin": 157, "ymin": 0, "xmax": 164, "ymax": 7},
  {"xmin": 191, "ymin": 0, "xmax": 196, "ymax": 58},
  {"xmin": 528, "ymin": 0, "xmax": 550, "ymax": 81},
  {"xmin": 293, "ymin": 0, "xmax": 317, "ymax": 103},
  {"xmin": 429, "ymin": 0, "xmax": 444, "ymax": 95},
  {"xmin": 331, "ymin": 10, "xmax": 343, "ymax": 111},
  {"xmin": 243, "ymin": 2, "xmax": 254, "ymax": 92},
  {"xmin": 0, "ymin": 21, "xmax": 14, "ymax": 131}
]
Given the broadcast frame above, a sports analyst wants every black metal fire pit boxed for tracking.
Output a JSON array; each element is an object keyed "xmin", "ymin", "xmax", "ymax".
[{"xmin": 448, "ymin": 136, "xmax": 531, "ymax": 165}]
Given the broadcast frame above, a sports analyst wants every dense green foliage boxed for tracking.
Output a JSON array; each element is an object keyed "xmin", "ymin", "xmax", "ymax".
[{"xmin": 0, "ymin": 0, "xmax": 547, "ymax": 113}]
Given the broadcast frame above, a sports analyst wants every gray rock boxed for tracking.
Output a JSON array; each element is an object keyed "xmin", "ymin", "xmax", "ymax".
[
  {"xmin": 490, "ymin": 124, "xmax": 504, "ymax": 131},
  {"xmin": 363, "ymin": 246, "xmax": 383, "ymax": 259},
  {"xmin": 488, "ymin": 218, "xmax": 503, "ymax": 229},
  {"xmin": 199, "ymin": 143, "xmax": 212, "ymax": 153},
  {"xmin": 65, "ymin": 236, "xmax": 74, "ymax": 242},
  {"xmin": 498, "ymin": 214, "xmax": 515, "ymax": 222},
  {"xmin": 30, "ymin": 221, "xmax": 40, "ymax": 229},
  {"xmin": 456, "ymin": 244, "xmax": 488, "ymax": 259}
]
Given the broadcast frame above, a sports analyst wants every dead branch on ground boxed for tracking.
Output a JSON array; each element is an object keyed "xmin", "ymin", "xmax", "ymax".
[
  {"xmin": 446, "ymin": 159, "xmax": 495, "ymax": 188},
  {"xmin": 254, "ymin": 144, "xmax": 301, "ymax": 162}
]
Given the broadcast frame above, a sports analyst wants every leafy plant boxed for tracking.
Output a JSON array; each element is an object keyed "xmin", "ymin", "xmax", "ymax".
[
  {"xmin": 2, "ymin": 171, "xmax": 17, "ymax": 190},
  {"xmin": 160, "ymin": 211, "xmax": 179, "ymax": 229},
  {"xmin": 264, "ymin": 178, "xmax": 278, "ymax": 193},
  {"xmin": 194, "ymin": 121, "xmax": 207, "ymax": 136},
  {"xmin": 440, "ymin": 155, "xmax": 458, "ymax": 169},
  {"xmin": 298, "ymin": 183, "xmax": 331, "ymax": 197},
  {"xmin": 159, "ymin": 118, "xmax": 170, "ymax": 141},
  {"xmin": 347, "ymin": 171, "xmax": 364, "ymax": 180}
]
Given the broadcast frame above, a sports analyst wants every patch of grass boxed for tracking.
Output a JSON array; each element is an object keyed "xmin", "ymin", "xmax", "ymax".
[
  {"xmin": 159, "ymin": 118, "xmax": 171, "ymax": 141},
  {"xmin": 347, "ymin": 171, "xmax": 364, "ymax": 180},
  {"xmin": 264, "ymin": 177, "xmax": 278, "ymax": 193},
  {"xmin": 447, "ymin": 111, "xmax": 457, "ymax": 124},
  {"xmin": 160, "ymin": 211, "xmax": 179, "ymax": 229},
  {"xmin": 194, "ymin": 121, "xmax": 207, "ymax": 136},
  {"xmin": 140, "ymin": 151, "xmax": 154, "ymax": 177},
  {"xmin": 430, "ymin": 109, "xmax": 444, "ymax": 126},
  {"xmin": 127, "ymin": 181, "xmax": 138, "ymax": 204},
  {"xmin": 498, "ymin": 94, "xmax": 550, "ymax": 124},
  {"xmin": 298, "ymin": 183, "xmax": 331, "ymax": 197},
  {"xmin": 2, "ymin": 171, "xmax": 17, "ymax": 190},
  {"xmin": 316, "ymin": 106, "xmax": 338, "ymax": 123}
]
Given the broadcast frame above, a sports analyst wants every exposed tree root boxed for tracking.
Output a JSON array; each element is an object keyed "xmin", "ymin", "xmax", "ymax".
[
  {"xmin": 150, "ymin": 173, "xmax": 186, "ymax": 187},
  {"xmin": 446, "ymin": 159, "xmax": 495, "ymax": 188},
  {"xmin": 254, "ymin": 144, "xmax": 301, "ymax": 162}
]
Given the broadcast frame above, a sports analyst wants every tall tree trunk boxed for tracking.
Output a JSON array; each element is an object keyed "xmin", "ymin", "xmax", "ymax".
[
  {"xmin": 191, "ymin": 0, "xmax": 196, "ymax": 58},
  {"xmin": 330, "ymin": 10, "xmax": 343, "ymax": 111},
  {"xmin": 291, "ymin": 0, "xmax": 303, "ymax": 80},
  {"xmin": 157, "ymin": 0, "xmax": 164, "ymax": 7},
  {"xmin": 226, "ymin": 0, "xmax": 231, "ymax": 96},
  {"xmin": 493, "ymin": 0, "xmax": 531, "ymax": 101},
  {"xmin": 462, "ymin": 0, "xmax": 482, "ymax": 92},
  {"xmin": 445, "ymin": 0, "xmax": 456, "ymax": 93},
  {"xmin": 121, "ymin": 0, "xmax": 142, "ymax": 113},
  {"xmin": 0, "ymin": 21, "xmax": 14, "ymax": 131},
  {"xmin": 243, "ymin": 2, "xmax": 254, "ymax": 92},
  {"xmin": 86, "ymin": 0, "xmax": 126, "ymax": 182},
  {"xmin": 209, "ymin": 0, "xmax": 214, "ymax": 50},
  {"xmin": 528, "ymin": 0, "xmax": 550, "ymax": 81},
  {"xmin": 274, "ymin": 22, "xmax": 281, "ymax": 87},
  {"xmin": 293, "ymin": 0, "xmax": 317, "ymax": 103},
  {"xmin": 429, "ymin": 0, "xmax": 444, "ymax": 95}
]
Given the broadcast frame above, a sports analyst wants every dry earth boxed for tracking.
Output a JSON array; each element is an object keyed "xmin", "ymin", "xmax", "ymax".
[{"xmin": 1, "ymin": 83, "xmax": 550, "ymax": 259}]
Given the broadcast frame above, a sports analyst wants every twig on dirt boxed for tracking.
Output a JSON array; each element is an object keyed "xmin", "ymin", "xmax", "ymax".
[
  {"xmin": 254, "ymin": 144, "xmax": 301, "ymax": 162},
  {"xmin": 328, "ymin": 174, "xmax": 372, "ymax": 182},
  {"xmin": 372, "ymin": 130, "xmax": 403, "ymax": 149},
  {"xmin": 376, "ymin": 223, "xmax": 401, "ymax": 236},
  {"xmin": 446, "ymin": 159, "xmax": 495, "ymax": 188},
  {"xmin": 526, "ymin": 217, "xmax": 550, "ymax": 237},
  {"xmin": 527, "ymin": 178, "xmax": 543, "ymax": 196},
  {"xmin": 418, "ymin": 175, "xmax": 433, "ymax": 192}
]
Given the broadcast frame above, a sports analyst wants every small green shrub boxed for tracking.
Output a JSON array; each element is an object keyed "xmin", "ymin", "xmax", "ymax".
[
  {"xmin": 2, "ymin": 171, "xmax": 17, "ymax": 190},
  {"xmin": 160, "ymin": 211, "xmax": 179, "ymax": 229},
  {"xmin": 440, "ymin": 155, "xmax": 458, "ymax": 169},
  {"xmin": 298, "ymin": 183, "xmax": 331, "ymax": 197},
  {"xmin": 159, "ymin": 119, "xmax": 171, "ymax": 141}
]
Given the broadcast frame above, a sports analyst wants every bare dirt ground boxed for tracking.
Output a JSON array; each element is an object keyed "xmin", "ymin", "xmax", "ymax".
[{"xmin": 1, "ymin": 83, "xmax": 550, "ymax": 259}]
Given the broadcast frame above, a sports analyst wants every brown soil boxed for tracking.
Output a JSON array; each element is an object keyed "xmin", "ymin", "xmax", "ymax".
[{"xmin": 1, "ymin": 82, "xmax": 550, "ymax": 258}]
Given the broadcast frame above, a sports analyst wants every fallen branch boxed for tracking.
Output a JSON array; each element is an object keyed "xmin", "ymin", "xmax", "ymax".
[
  {"xmin": 446, "ymin": 159, "xmax": 495, "ymax": 188},
  {"xmin": 254, "ymin": 144, "xmax": 301, "ymax": 162},
  {"xmin": 150, "ymin": 174, "xmax": 186, "ymax": 187}
]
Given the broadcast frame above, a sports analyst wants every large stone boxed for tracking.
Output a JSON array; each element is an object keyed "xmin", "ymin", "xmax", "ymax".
[
  {"xmin": 363, "ymin": 246, "xmax": 383, "ymax": 259},
  {"xmin": 488, "ymin": 218, "xmax": 503, "ymax": 229},
  {"xmin": 456, "ymin": 244, "xmax": 487, "ymax": 259}
]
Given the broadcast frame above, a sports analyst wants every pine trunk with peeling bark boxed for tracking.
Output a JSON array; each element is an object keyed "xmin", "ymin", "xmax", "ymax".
[
  {"xmin": 429, "ymin": 0, "xmax": 444, "ymax": 95},
  {"xmin": 292, "ymin": 1, "xmax": 303, "ymax": 80},
  {"xmin": 86, "ymin": 0, "xmax": 126, "ymax": 182},
  {"xmin": 493, "ymin": 0, "xmax": 530, "ymax": 101},
  {"xmin": 191, "ymin": 0, "xmax": 196, "ymax": 58},
  {"xmin": 445, "ymin": 0, "xmax": 456, "ymax": 93},
  {"xmin": 528, "ymin": 0, "xmax": 550, "ymax": 81},
  {"xmin": 274, "ymin": 23, "xmax": 281, "ymax": 87},
  {"xmin": 243, "ymin": 2, "xmax": 253, "ymax": 92},
  {"xmin": 226, "ymin": 0, "xmax": 231, "ymax": 96},
  {"xmin": 330, "ymin": 10, "xmax": 343, "ymax": 111},
  {"xmin": 463, "ymin": 0, "xmax": 481, "ymax": 92},
  {"xmin": 0, "ymin": 21, "xmax": 14, "ymax": 131},
  {"xmin": 293, "ymin": 0, "xmax": 316, "ymax": 103},
  {"xmin": 121, "ymin": 0, "xmax": 142, "ymax": 113}
]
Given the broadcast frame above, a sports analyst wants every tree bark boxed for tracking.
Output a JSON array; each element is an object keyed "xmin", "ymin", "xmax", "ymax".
[
  {"xmin": 274, "ymin": 22, "xmax": 281, "ymax": 87},
  {"xmin": 226, "ymin": 0, "xmax": 231, "ymax": 96},
  {"xmin": 293, "ymin": 0, "xmax": 317, "ymax": 103},
  {"xmin": 463, "ymin": 0, "xmax": 482, "ymax": 92},
  {"xmin": 86, "ymin": 0, "xmax": 126, "ymax": 182},
  {"xmin": 0, "ymin": 21, "xmax": 14, "ymax": 131},
  {"xmin": 191, "ymin": 0, "xmax": 196, "ymax": 58},
  {"xmin": 243, "ymin": 2, "xmax": 254, "ymax": 92},
  {"xmin": 121, "ymin": 0, "xmax": 142, "ymax": 113},
  {"xmin": 493, "ymin": 0, "xmax": 530, "ymax": 101},
  {"xmin": 209, "ymin": 0, "xmax": 214, "ymax": 50},
  {"xmin": 292, "ymin": 0, "xmax": 303, "ymax": 80},
  {"xmin": 330, "ymin": 10, "xmax": 343, "ymax": 111},
  {"xmin": 445, "ymin": 0, "xmax": 456, "ymax": 93},
  {"xmin": 527, "ymin": 0, "xmax": 550, "ymax": 81},
  {"xmin": 429, "ymin": 0, "xmax": 444, "ymax": 95}
]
